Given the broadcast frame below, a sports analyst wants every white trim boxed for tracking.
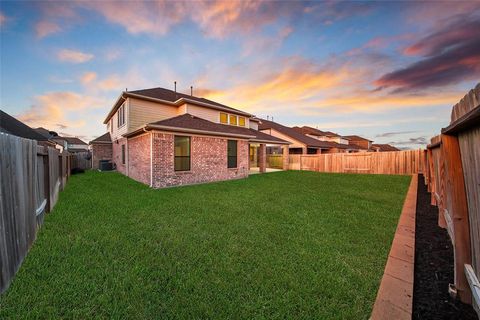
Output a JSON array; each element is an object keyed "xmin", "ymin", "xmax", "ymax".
[
  {"xmin": 465, "ymin": 264, "xmax": 480, "ymax": 316},
  {"xmin": 126, "ymin": 138, "xmax": 129, "ymax": 177},
  {"xmin": 150, "ymin": 132, "xmax": 153, "ymax": 187},
  {"xmin": 146, "ymin": 124, "xmax": 256, "ymax": 138}
]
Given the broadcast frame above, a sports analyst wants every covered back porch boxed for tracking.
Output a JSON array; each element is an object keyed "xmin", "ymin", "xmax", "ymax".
[{"xmin": 249, "ymin": 142, "xmax": 289, "ymax": 175}]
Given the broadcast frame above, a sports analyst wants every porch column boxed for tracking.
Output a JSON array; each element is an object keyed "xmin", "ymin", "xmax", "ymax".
[
  {"xmin": 316, "ymin": 148, "xmax": 322, "ymax": 154},
  {"xmin": 259, "ymin": 143, "xmax": 266, "ymax": 173},
  {"xmin": 282, "ymin": 145, "xmax": 289, "ymax": 170}
]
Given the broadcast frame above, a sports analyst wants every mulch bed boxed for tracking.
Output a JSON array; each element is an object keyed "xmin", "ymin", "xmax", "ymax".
[{"xmin": 413, "ymin": 175, "xmax": 478, "ymax": 320}]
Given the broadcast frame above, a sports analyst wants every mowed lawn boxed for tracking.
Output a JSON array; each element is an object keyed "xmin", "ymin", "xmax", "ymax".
[{"xmin": 0, "ymin": 170, "xmax": 410, "ymax": 319}]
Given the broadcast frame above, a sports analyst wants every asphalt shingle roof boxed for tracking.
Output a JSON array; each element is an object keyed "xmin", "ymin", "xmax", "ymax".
[
  {"xmin": 147, "ymin": 114, "xmax": 289, "ymax": 144},
  {"xmin": 0, "ymin": 110, "xmax": 49, "ymax": 141}
]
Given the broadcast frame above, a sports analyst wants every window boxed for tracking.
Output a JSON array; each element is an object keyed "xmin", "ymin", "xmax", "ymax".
[
  {"xmin": 229, "ymin": 115, "xmax": 237, "ymax": 125},
  {"xmin": 238, "ymin": 117, "xmax": 245, "ymax": 127},
  {"xmin": 227, "ymin": 140, "xmax": 237, "ymax": 168},
  {"xmin": 174, "ymin": 136, "xmax": 190, "ymax": 171},
  {"xmin": 220, "ymin": 113, "xmax": 228, "ymax": 124},
  {"xmin": 121, "ymin": 145, "xmax": 125, "ymax": 164},
  {"xmin": 118, "ymin": 104, "xmax": 125, "ymax": 128}
]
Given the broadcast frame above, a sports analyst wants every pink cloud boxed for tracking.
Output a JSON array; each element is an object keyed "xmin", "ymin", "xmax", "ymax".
[
  {"xmin": 36, "ymin": 21, "xmax": 61, "ymax": 38},
  {"xmin": 57, "ymin": 49, "xmax": 94, "ymax": 63},
  {"xmin": 0, "ymin": 11, "xmax": 7, "ymax": 26}
]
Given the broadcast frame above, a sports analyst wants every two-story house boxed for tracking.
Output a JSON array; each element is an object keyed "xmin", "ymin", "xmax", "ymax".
[
  {"xmin": 96, "ymin": 87, "xmax": 289, "ymax": 188},
  {"xmin": 342, "ymin": 135, "xmax": 373, "ymax": 152}
]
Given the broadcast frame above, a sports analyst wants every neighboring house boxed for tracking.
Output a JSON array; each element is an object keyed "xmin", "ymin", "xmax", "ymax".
[
  {"xmin": 371, "ymin": 143, "xmax": 400, "ymax": 152},
  {"xmin": 89, "ymin": 132, "xmax": 112, "ymax": 169},
  {"xmin": 34, "ymin": 127, "xmax": 65, "ymax": 151},
  {"xmin": 258, "ymin": 119, "xmax": 349, "ymax": 154},
  {"xmin": 292, "ymin": 126, "xmax": 361, "ymax": 153},
  {"xmin": 99, "ymin": 87, "xmax": 289, "ymax": 188},
  {"xmin": 0, "ymin": 110, "xmax": 55, "ymax": 147},
  {"xmin": 342, "ymin": 135, "xmax": 373, "ymax": 151},
  {"xmin": 52, "ymin": 136, "xmax": 89, "ymax": 153}
]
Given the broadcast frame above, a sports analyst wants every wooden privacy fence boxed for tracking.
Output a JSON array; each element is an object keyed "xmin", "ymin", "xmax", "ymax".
[
  {"xmin": 425, "ymin": 83, "xmax": 480, "ymax": 313},
  {"xmin": 70, "ymin": 151, "xmax": 92, "ymax": 170},
  {"xmin": 289, "ymin": 149, "xmax": 425, "ymax": 175},
  {"xmin": 266, "ymin": 154, "xmax": 283, "ymax": 169},
  {"xmin": 0, "ymin": 133, "xmax": 71, "ymax": 294}
]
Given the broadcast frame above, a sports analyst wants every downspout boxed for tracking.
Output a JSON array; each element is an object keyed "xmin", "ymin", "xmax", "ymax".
[{"xmin": 147, "ymin": 128, "xmax": 153, "ymax": 188}]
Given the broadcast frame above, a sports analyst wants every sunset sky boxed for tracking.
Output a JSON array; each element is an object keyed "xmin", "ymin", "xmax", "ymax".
[{"xmin": 1, "ymin": 1, "xmax": 479, "ymax": 148}]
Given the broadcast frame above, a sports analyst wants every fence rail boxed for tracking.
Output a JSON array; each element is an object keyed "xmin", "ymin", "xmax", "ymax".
[
  {"xmin": 0, "ymin": 133, "xmax": 71, "ymax": 294},
  {"xmin": 288, "ymin": 149, "xmax": 425, "ymax": 175},
  {"xmin": 425, "ymin": 83, "xmax": 480, "ymax": 313}
]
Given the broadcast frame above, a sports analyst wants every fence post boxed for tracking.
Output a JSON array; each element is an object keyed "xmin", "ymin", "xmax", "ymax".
[
  {"xmin": 441, "ymin": 133, "xmax": 472, "ymax": 303},
  {"xmin": 42, "ymin": 147, "xmax": 51, "ymax": 213}
]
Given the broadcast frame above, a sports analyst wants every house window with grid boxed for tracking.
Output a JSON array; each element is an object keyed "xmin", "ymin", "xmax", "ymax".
[
  {"xmin": 174, "ymin": 136, "xmax": 190, "ymax": 171},
  {"xmin": 220, "ymin": 112, "xmax": 228, "ymax": 124},
  {"xmin": 238, "ymin": 117, "xmax": 246, "ymax": 127},
  {"xmin": 229, "ymin": 115, "xmax": 237, "ymax": 125},
  {"xmin": 227, "ymin": 140, "xmax": 237, "ymax": 168},
  {"xmin": 118, "ymin": 104, "xmax": 125, "ymax": 128}
]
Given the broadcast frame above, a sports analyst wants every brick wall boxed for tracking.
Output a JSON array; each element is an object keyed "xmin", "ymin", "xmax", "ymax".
[
  {"xmin": 91, "ymin": 143, "xmax": 112, "ymax": 169},
  {"xmin": 151, "ymin": 132, "xmax": 249, "ymax": 188},
  {"xmin": 128, "ymin": 133, "xmax": 151, "ymax": 185},
  {"xmin": 112, "ymin": 137, "xmax": 127, "ymax": 174}
]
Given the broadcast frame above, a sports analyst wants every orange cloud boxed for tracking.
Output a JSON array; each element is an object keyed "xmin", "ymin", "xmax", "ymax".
[
  {"xmin": 80, "ymin": 72, "xmax": 97, "ymax": 84},
  {"xmin": 36, "ymin": 21, "xmax": 61, "ymax": 38},
  {"xmin": 18, "ymin": 91, "xmax": 106, "ymax": 130},
  {"xmin": 57, "ymin": 49, "xmax": 94, "ymax": 63}
]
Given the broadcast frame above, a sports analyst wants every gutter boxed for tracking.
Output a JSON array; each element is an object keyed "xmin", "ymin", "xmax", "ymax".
[{"xmin": 123, "ymin": 124, "xmax": 256, "ymax": 139}]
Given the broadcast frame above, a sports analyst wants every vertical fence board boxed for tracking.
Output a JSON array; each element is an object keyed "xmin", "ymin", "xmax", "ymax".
[{"xmin": 0, "ymin": 133, "xmax": 70, "ymax": 294}]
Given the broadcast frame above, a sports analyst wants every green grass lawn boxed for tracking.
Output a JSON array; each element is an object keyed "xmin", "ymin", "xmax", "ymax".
[{"xmin": 0, "ymin": 170, "xmax": 410, "ymax": 319}]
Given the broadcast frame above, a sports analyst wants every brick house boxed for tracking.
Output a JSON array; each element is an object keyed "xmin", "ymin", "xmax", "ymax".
[
  {"xmin": 97, "ymin": 87, "xmax": 289, "ymax": 188},
  {"xmin": 89, "ymin": 132, "xmax": 112, "ymax": 169}
]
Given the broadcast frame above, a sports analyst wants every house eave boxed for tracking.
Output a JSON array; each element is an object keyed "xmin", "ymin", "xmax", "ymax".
[
  {"xmin": 104, "ymin": 91, "xmax": 253, "ymax": 124},
  {"xmin": 123, "ymin": 124, "xmax": 256, "ymax": 139}
]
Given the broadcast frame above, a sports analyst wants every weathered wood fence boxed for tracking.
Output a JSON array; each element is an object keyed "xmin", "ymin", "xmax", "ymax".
[
  {"xmin": 0, "ymin": 133, "xmax": 71, "ymax": 294},
  {"xmin": 70, "ymin": 151, "xmax": 92, "ymax": 170},
  {"xmin": 425, "ymin": 83, "xmax": 480, "ymax": 314},
  {"xmin": 289, "ymin": 149, "xmax": 425, "ymax": 175}
]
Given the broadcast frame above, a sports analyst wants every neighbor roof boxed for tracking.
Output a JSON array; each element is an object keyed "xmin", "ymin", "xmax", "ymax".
[
  {"xmin": 52, "ymin": 136, "xmax": 87, "ymax": 145},
  {"xmin": 259, "ymin": 119, "xmax": 343, "ymax": 149},
  {"xmin": 0, "ymin": 110, "xmax": 49, "ymax": 141},
  {"xmin": 292, "ymin": 126, "xmax": 342, "ymax": 138},
  {"xmin": 371, "ymin": 144, "xmax": 400, "ymax": 152},
  {"xmin": 342, "ymin": 135, "xmax": 373, "ymax": 142},
  {"xmin": 104, "ymin": 87, "xmax": 252, "ymax": 124},
  {"xmin": 125, "ymin": 114, "xmax": 289, "ymax": 145},
  {"xmin": 89, "ymin": 132, "xmax": 111, "ymax": 144},
  {"xmin": 34, "ymin": 127, "xmax": 58, "ymax": 139}
]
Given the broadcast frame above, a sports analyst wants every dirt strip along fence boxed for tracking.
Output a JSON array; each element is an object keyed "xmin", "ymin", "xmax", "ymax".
[
  {"xmin": 425, "ymin": 83, "xmax": 480, "ymax": 314},
  {"xmin": 289, "ymin": 148, "xmax": 425, "ymax": 175},
  {"xmin": 0, "ymin": 133, "xmax": 71, "ymax": 294}
]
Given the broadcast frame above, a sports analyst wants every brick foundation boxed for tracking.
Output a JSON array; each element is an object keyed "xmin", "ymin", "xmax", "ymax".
[{"xmin": 91, "ymin": 143, "xmax": 112, "ymax": 169}]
